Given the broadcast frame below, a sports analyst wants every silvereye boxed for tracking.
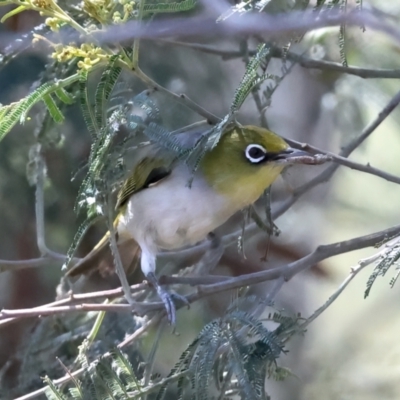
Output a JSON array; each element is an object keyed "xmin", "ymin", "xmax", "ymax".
[{"xmin": 66, "ymin": 124, "xmax": 309, "ymax": 323}]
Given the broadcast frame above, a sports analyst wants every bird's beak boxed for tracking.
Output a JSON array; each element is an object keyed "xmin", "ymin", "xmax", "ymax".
[{"xmin": 273, "ymin": 147, "xmax": 312, "ymax": 163}]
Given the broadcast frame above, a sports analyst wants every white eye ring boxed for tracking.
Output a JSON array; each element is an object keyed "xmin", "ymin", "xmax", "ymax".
[{"xmin": 245, "ymin": 144, "xmax": 267, "ymax": 163}]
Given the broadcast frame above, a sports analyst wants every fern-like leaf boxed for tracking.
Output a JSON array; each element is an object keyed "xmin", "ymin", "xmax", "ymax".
[
  {"xmin": 43, "ymin": 94, "xmax": 65, "ymax": 123},
  {"xmin": 55, "ymin": 88, "xmax": 75, "ymax": 105},
  {"xmin": 63, "ymin": 213, "xmax": 101, "ymax": 270},
  {"xmin": 143, "ymin": 0, "xmax": 197, "ymax": 15},
  {"xmin": 195, "ymin": 322, "xmax": 222, "ymax": 400},
  {"xmin": 79, "ymin": 70, "xmax": 98, "ymax": 139},
  {"xmin": 94, "ymin": 56, "xmax": 122, "ymax": 130},
  {"xmin": 225, "ymin": 327, "xmax": 259, "ymax": 399},
  {"xmin": 43, "ymin": 376, "xmax": 68, "ymax": 400},
  {"xmin": 339, "ymin": 22, "xmax": 348, "ymax": 67},
  {"xmin": 365, "ymin": 240, "xmax": 400, "ymax": 298},
  {"xmin": 144, "ymin": 122, "xmax": 192, "ymax": 156},
  {"xmin": 230, "ymin": 311, "xmax": 283, "ymax": 359},
  {"xmin": 230, "ymin": 44, "xmax": 271, "ymax": 113},
  {"xmin": 111, "ymin": 348, "xmax": 142, "ymax": 392},
  {"xmin": 0, "ymin": 82, "xmax": 55, "ymax": 141},
  {"xmin": 156, "ymin": 337, "xmax": 200, "ymax": 400}
]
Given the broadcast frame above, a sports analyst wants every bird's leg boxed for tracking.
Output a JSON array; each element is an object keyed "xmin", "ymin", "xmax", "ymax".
[
  {"xmin": 146, "ymin": 271, "xmax": 188, "ymax": 325},
  {"xmin": 141, "ymin": 250, "xmax": 188, "ymax": 324}
]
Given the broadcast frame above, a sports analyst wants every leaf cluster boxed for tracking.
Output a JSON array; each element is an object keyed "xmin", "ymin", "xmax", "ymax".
[
  {"xmin": 365, "ymin": 238, "xmax": 400, "ymax": 298},
  {"xmin": 43, "ymin": 306, "xmax": 302, "ymax": 400}
]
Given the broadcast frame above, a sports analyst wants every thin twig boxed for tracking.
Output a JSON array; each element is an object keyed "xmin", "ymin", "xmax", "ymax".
[
  {"xmin": 285, "ymin": 138, "xmax": 400, "ymax": 185},
  {"xmin": 159, "ymin": 39, "xmax": 400, "ymax": 79},
  {"xmin": 34, "ymin": 146, "xmax": 50, "ymax": 256},
  {"xmin": 273, "ymin": 87, "xmax": 400, "ymax": 219},
  {"xmin": 133, "ymin": 67, "xmax": 221, "ymax": 124},
  {"xmin": 195, "ymin": 224, "xmax": 400, "ymax": 296},
  {"xmin": 89, "ymin": 8, "xmax": 400, "ymax": 51},
  {"xmin": 300, "ymin": 240, "xmax": 399, "ymax": 330}
]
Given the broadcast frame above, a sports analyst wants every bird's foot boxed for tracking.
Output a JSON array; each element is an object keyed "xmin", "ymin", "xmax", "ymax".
[{"xmin": 146, "ymin": 272, "xmax": 188, "ymax": 325}]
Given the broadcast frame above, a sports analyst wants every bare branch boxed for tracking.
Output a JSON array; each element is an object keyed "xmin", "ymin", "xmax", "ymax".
[
  {"xmin": 285, "ymin": 139, "xmax": 400, "ymax": 185},
  {"xmin": 159, "ymin": 40, "xmax": 400, "ymax": 80},
  {"xmin": 301, "ymin": 239, "xmax": 400, "ymax": 330},
  {"xmin": 195, "ymin": 223, "xmax": 400, "ymax": 296},
  {"xmin": 273, "ymin": 87, "xmax": 400, "ymax": 219},
  {"xmin": 3, "ymin": 225, "xmax": 400, "ymax": 326},
  {"xmin": 91, "ymin": 9, "xmax": 399, "ymax": 46},
  {"xmin": 0, "ymin": 253, "xmax": 79, "ymax": 273}
]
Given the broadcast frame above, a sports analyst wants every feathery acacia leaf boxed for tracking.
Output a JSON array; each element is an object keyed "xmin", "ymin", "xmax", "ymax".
[
  {"xmin": 365, "ymin": 239, "xmax": 400, "ymax": 298},
  {"xmin": 44, "ymin": 376, "xmax": 68, "ymax": 400},
  {"xmin": 63, "ymin": 213, "xmax": 101, "ymax": 271},
  {"xmin": 0, "ymin": 82, "xmax": 54, "ymax": 141},
  {"xmin": 79, "ymin": 70, "xmax": 98, "ymax": 139},
  {"xmin": 231, "ymin": 44, "xmax": 271, "ymax": 113},
  {"xmin": 143, "ymin": 0, "xmax": 197, "ymax": 15},
  {"xmin": 55, "ymin": 88, "xmax": 75, "ymax": 105},
  {"xmin": 43, "ymin": 94, "xmax": 65, "ymax": 123},
  {"xmin": 94, "ymin": 56, "xmax": 122, "ymax": 130}
]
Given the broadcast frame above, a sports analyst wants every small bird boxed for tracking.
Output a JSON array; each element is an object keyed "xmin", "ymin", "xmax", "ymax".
[{"xmin": 66, "ymin": 125, "xmax": 310, "ymax": 323}]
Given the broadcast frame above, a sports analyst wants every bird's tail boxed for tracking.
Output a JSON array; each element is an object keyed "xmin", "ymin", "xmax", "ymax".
[{"xmin": 65, "ymin": 233, "xmax": 141, "ymax": 278}]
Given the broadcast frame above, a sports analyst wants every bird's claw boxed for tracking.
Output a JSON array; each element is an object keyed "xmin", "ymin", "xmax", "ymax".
[
  {"xmin": 170, "ymin": 292, "xmax": 190, "ymax": 308},
  {"xmin": 147, "ymin": 272, "xmax": 188, "ymax": 325},
  {"xmin": 156, "ymin": 288, "xmax": 190, "ymax": 325},
  {"xmin": 157, "ymin": 287, "xmax": 177, "ymax": 325}
]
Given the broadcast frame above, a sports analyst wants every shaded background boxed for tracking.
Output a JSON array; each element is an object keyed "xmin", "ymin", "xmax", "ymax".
[{"xmin": 1, "ymin": 1, "xmax": 400, "ymax": 399}]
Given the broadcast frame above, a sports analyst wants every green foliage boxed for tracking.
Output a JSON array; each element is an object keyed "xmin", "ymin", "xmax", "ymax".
[
  {"xmin": 0, "ymin": 80, "xmax": 75, "ymax": 142},
  {"xmin": 231, "ymin": 44, "xmax": 271, "ymax": 113},
  {"xmin": 143, "ymin": 0, "xmax": 197, "ymax": 15},
  {"xmin": 339, "ymin": 1, "xmax": 348, "ymax": 67},
  {"xmin": 62, "ymin": 213, "xmax": 101, "ymax": 271},
  {"xmin": 44, "ymin": 376, "xmax": 68, "ymax": 400},
  {"xmin": 44, "ymin": 348, "xmax": 143, "ymax": 400},
  {"xmin": 94, "ymin": 55, "xmax": 122, "ymax": 130},
  {"xmin": 144, "ymin": 122, "xmax": 192, "ymax": 155},
  {"xmin": 153, "ymin": 307, "xmax": 297, "ymax": 399},
  {"xmin": 43, "ymin": 94, "xmax": 65, "ymax": 123},
  {"xmin": 313, "ymin": 0, "xmax": 355, "ymax": 66},
  {"xmin": 79, "ymin": 70, "xmax": 98, "ymax": 139}
]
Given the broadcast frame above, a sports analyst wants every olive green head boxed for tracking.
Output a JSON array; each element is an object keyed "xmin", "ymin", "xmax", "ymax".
[{"xmin": 201, "ymin": 125, "xmax": 301, "ymax": 209}]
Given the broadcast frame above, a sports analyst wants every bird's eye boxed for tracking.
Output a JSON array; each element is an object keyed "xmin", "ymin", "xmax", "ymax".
[{"xmin": 245, "ymin": 144, "xmax": 267, "ymax": 164}]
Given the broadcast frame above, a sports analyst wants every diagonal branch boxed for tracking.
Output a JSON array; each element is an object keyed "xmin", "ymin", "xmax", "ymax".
[
  {"xmin": 285, "ymin": 138, "xmax": 400, "ymax": 185},
  {"xmin": 158, "ymin": 39, "xmax": 400, "ymax": 80}
]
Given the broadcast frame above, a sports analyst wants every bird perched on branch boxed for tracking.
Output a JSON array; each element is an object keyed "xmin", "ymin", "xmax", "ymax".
[{"xmin": 66, "ymin": 124, "xmax": 311, "ymax": 324}]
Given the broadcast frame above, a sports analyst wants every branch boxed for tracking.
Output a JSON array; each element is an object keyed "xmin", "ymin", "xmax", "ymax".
[
  {"xmin": 0, "ymin": 256, "xmax": 58, "ymax": 272},
  {"xmin": 300, "ymin": 239, "xmax": 400, "ymax": 330},
  {"xmin": 132, "ymin": 67, "xmax": 221, "ymax": 124},
  {"xmin": 3, "ymin": 225, "xmax": 400, "ymax": 326},
  {"xmin": 0, "ymin": 253, "xmax": 80, "ymax": 273},
  {"xmin": 285, "ymin": 138, "xmax": 400, "ymax": 185},
  {"xmin": 89, "ymin": 8, "xmax": 400, "ymax": 50},
  {"xmin": 195, "ymin": 223, "xmax": 400, "ymax": 295},
  {"xmin": 273, "ymin": 86, "xmax": 400, "ymax": 219},
  {"xmin": 0, "ymin": 283, "xmax": 148, "ymax": 328},
  {"xmin": 159, "ymin": 40, "xmax": 400, "ymax": 80}
]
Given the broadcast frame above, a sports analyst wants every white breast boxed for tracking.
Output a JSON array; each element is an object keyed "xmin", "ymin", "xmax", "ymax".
[{"xmin": 117, "ymin": 165, "xmax": 234, "ymax": 254}]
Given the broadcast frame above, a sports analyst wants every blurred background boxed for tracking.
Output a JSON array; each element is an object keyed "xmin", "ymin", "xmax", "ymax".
[{"xmin": 1, "ymin": 1, "xmax": 400, "ymax": 399}]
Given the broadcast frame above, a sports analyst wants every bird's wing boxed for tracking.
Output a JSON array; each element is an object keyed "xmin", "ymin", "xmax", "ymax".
[{"xmin": 115, "ymin": 155, "xmax": 173, "ymax": 209}]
